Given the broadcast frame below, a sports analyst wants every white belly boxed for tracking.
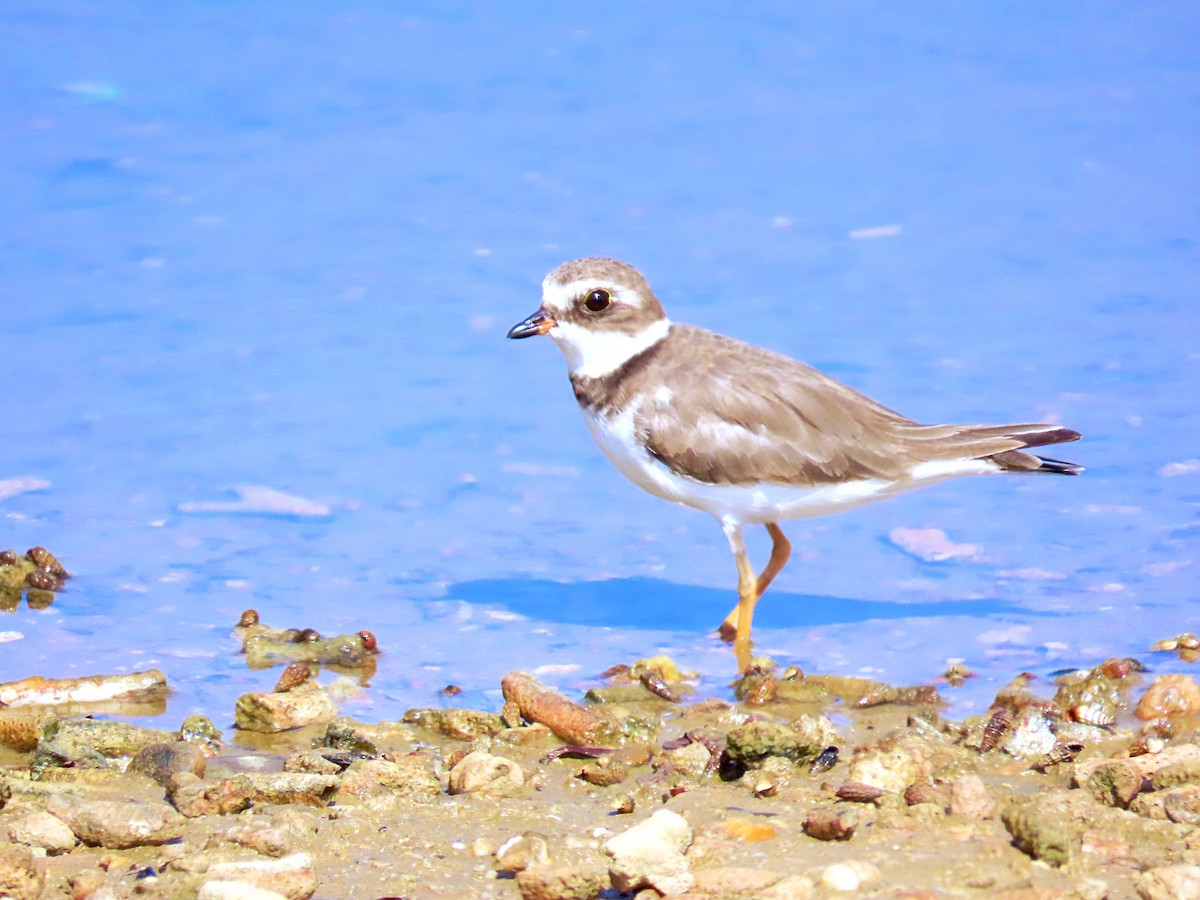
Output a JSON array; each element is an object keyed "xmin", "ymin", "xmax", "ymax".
[{"xmin": 582, "ymin": 407, "xmax": 997, "ymax": 526}]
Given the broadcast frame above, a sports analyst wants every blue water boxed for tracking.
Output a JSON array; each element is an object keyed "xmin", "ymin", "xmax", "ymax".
[{"xmin": 3, "ymin": 3, "xmax": 1198, "ymax": 727}]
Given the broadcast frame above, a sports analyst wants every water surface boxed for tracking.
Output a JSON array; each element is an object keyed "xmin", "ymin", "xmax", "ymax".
[{"xmin": 2, "ymin": 3, "xmax": 1198, "ymax": 726}]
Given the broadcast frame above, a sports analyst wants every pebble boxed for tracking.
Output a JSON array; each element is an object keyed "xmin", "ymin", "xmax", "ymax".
[
  {"xmin": 847, "ymin": 737, "xmax": 929, "ymax": 793},
  {"xmin": 949, "ymin": 774, "xmax": 996, "ymax": 820},
  {"xmin": 447, "ymin": 750, "xmax": 525, "ymax": 795},
  {"xmin": 514, "ymin": 864, "xmax": 607, "ymax": 900},
  {"xmin": 604, "ymin": 809, "xmax": 693, "ymax": 896},
  {"xmin": 1136, "ymin": 675, "xmax": 1200, "ymax": 720},
  {"xmin": 3, "ymin": 810, "xmax": 76, "ymax": 855},
  {"xmin": 129, "ymin": 741, "xmax": 207, "ymax": 787},
  {"xmin": 168, "ymin": 773, "xmax": 256, "ymax": 818},
  {"xmin": 756, "ymin": 874, "xmax": 816, "ymax": 899},
  {"xmin": 495, "ymin": 832, "xmax": 552, "ymax": 874},
  {"xmin": 203, "ymin": 853, "xmax": 316, "ymax": 900},
  {"xmin": 333, "ymin": 755, "xmax": 440, "ymax": 805},
  {"xmin": 1135, "ymin": 863, "xmax": 1200, "ymax": 900},
  {"xmin": 46, "ymin": 795, "xmax": 185, "ymax": 849},
  {"xmin": 233, "ymin": 683, "xmax": 338, "ymax": 733},
  {"xmin": 692, "ymin": 866, "xmax": 786, "ymax": 895},
  {"xmin": 0, "ymin": 844, "xmax": 45, "ymax": 900},
  {"xmin": 803, "ymin": 806, "xmax": 858, "ymax": 841},
  {"xmin": 820, "ymin": 860, "xmax": 881, "ymax": 892},
  {"xmin": 198, "ymin": 881, "xmax": 290, "ymax": 900}
]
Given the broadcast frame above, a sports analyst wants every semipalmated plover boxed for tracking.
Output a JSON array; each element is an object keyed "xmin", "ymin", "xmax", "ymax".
[{"xmin": 508, "ymin": 258, "xmax": 1081, "ymax": 671}]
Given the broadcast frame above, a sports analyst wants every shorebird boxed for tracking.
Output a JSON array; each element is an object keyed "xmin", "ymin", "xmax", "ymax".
[{"xmin": 508, "ymin": 258, "xmax": 1081, "ymax": 670}]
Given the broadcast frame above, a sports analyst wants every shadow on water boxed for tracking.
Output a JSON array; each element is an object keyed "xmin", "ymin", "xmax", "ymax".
[{"xmin": 446, "ymin": 576, "xmax": 1038, "ymax": 633}]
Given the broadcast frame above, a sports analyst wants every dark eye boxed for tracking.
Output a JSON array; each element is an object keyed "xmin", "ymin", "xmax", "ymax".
[{"xmin": 584, "ymin": 289, "xmax": 611, "ymax": 312}]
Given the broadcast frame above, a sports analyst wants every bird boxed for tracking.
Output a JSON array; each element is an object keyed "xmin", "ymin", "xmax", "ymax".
[{"xmin": 507, "ymin": 258, "xmax": 1081, "ymax": 671}]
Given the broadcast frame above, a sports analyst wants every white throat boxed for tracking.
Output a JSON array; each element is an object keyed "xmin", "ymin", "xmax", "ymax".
[{"xmin": 550, "ymin": 318, "xmax": 671, "ymax": 379}]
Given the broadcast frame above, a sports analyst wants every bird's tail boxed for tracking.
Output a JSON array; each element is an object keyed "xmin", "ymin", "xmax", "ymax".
[
  {"xmin": 981, "ymin": 425, "xmax": 1083, "ymax": 475},
  {"xmin": 904, "ymin": 422, "xmax": 1082, "ymax": 475}
]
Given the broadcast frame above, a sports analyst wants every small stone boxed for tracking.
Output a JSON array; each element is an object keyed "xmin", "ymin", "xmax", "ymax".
[
  {"xmin": 847, "ymin": 736, "xmax": 929, "ymax": 793},
  {"xmin": 604, "ymin": 809, "xmax": 693, "ymax": 896},
  {"xmin": 129, "ymin": 741, "xmax": 207, "ymax": 787},
  {"xmin": 241, "ymin": 772, "xmax": 340, "ymax": 807},
  {"xmin": 949, "ymin": 774, "xmax": 996, "ymax": 820},
  {"xmin": 447, "ymin": 750, "xmax": 525, "ymax": 795},
  {"xmin": 0, "ymin": 844, "xmax": 45, "ymax": 900},
  {"xmin": 198, "ymin": 882, "xmax": 290, "ymax": 900},
  {"xmin": 495, "ymin": 832, "xmax": 552, "ymax": 874},
  {"xmin": 1135, "ymin": 863, "xmax": 1200, "ymax": 900},
  {"xmin": 803, "ymin": 807, "xmax": 858, "ymax": 841},
  {"xmin": 4, "ymin": 810, "xmax": 76, "ymax": 855},
  {"xmin": 1085, "ymin": 761, "xmax": 1146, "ymax": 809},
  {"xmin": 204, "ymin": 854, "xmax": 316, "ymax": 900},
  {"xmin": 514, "ymin": 864, "xmax": 606, "ymax": 900},
  {"xmin": 820, "ymin": 860, "xmax": 880, "ymax": 892},
  {"xmin": 168, "ymin": 773, "xmax": 255, "ymax": 818},
  {"xmin": 756, "ymin": 874, "xmax": 816, "ymax": 900},
  {"xmin": 329, "ymin": 754, "xmax": 437, "ymax": 806},
  {"xmin": 692, "ymin": 866, "xmax": 784, "ymax": 895},
  {"xmin": 234, "ymin": 683, "xmax": 338, "ymax": 733},
  {"xmin": 723, "ymin": 716, "xmax": 835, "ymax": 769},
  {"xmin": 208, "ymin": 823, "xmax": 295, "ymax": 857},
  {"xmin": 1136, "ymin": 675, "xmax": 1200, "ymax": 720},
  {"xmin": 46, "ymin": 796, "xmax": 184, "ymax": 849}
]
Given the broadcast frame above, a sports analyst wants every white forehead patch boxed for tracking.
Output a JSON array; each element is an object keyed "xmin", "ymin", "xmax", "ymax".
[{"xmin": 541, "ymin": 278, "xmax": 645, "ymax": 314}]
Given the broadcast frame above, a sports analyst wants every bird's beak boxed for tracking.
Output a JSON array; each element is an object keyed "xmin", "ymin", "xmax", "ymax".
[{"xmin": 507, "ymin": 308, "xmax": 556, "ymax": 339}]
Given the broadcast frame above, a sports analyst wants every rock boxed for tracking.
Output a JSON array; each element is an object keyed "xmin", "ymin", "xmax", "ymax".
[
  {"xmin": 334, "ymin": 754, "xmax": 440, "ymax": 805},
  {"xmin": 204, "ymin": 853, "xmax": 316, "ymax": 900},
  {"xmin": 129, "ymin": 741, "xmax": 207, "ymax": 787},
  {"xmin": 281, "ymin": 749, "xmax": 343, "ymax": 775},
  {"xmin": 46, "ymin": 795, "xmax": 184, "ymax": 848},
  {"xmin": 514, "ymin": 864, "xmax": 607, "ymax": 900},
  {"xmin": 1137, "ymin": 675, "xmax": 1200, "ymax": 719},
  {"xmin": 723, "ymin": 716, "xmax": 834, "ymax": 769},
  {"xmin": 1085, "ymin": 760, "xmax": 1146, "ymax": 809},
  {"xmin": 447, "ymin": 750, "xmax": 525, "ymax": 795},
  {"xmin": 847, "ymin": 736, "xmax": 930, "ymax": 793},
  {"xmin": 401, "ymin": 707, "xmax": 506, "ymax": 740},
  {"xmin": 949, "ymin": 774, "xmax": 996, "ymax": 820},
  {"xmin": 168, "ymin": 773, "xmax": 256, "ymax": 818},
  {"xmin": 692, "ymin": 866, "xmax": 784, "ymax": 895},
  {"xmin": 1136, "ymin": 863, "xmax": 1200, "ymax": 900},
  {"xmin": 234, "ymin": 683, "xmax": 338, "ymax": 733},
  {"xmin": 1163, "ymin": 786, "xmax": 1200, "ymax": 826},
  {"xmin": 198, "ymin": 881, "xmax": 289, "ymax": 900},
  {"xmin": 661, "ymin": 740, "xmax": 713, "ymax": 778},
  {"xmin": 495, "ymin": 832, "xmax": 552, "ymax": 874},
  {"xmin": 819, "ymin": 860, "xmax": 881, "ymax": 892},
  {"xmin": 1002, "ymin": 799, "xmax": 1080, "ymax": 867},
  {"xmin": 31, "ymin": 717, "xmax": 176, "ymax": 775},
  {"xmin": 208, "ymin": 822, "xmax": 295, "ymax": 857},
  {"xmin": 3, "ymin": 810, "xmax": 76, "ymax": 854},
  {"xmin": 604, "ymin": 809, "xmax": 693, "ymax": 896},
  {"xmin": 803, "ymin": 807, "xmax": 858, "ymax": 841},
  {"xmin": 1151, "ymin": 758, "xmax": 1200, "ymax": 791},
  {"xmin": 756, "ymin": 874, "xmax": 816, "ymax": 899},
  {"xmin": 1077, "ymin": 744, "xmax": 1200, "ymax": 785},
  {"xmin": 241, "ymin": 772, "xmax": 340, "ymax": 807},
  {"xmin": 0, "ymin": 844, "xmax": 44, "ymax": 900}
]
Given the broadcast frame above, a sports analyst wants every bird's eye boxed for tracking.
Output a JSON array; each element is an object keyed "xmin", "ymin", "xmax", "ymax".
[{"xmin": 584, "ymin": 289, "xmax": 611, "ymax": 312}]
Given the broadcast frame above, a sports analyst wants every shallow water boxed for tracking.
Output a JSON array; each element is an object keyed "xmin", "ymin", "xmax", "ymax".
[{"xmin": 3, "ymin": 3, "xmax": 1198, "ymax": 727}]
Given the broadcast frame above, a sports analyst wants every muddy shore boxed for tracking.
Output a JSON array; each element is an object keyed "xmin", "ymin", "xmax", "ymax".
[{"xmin": 5, "ymin": 637, "xmax": 1200, "ymax": 900}]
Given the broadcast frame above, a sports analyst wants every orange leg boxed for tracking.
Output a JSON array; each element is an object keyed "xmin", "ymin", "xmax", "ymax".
[{"xmin": 717, "ymin": 522, "xmax": 792, "ymax": 647}]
